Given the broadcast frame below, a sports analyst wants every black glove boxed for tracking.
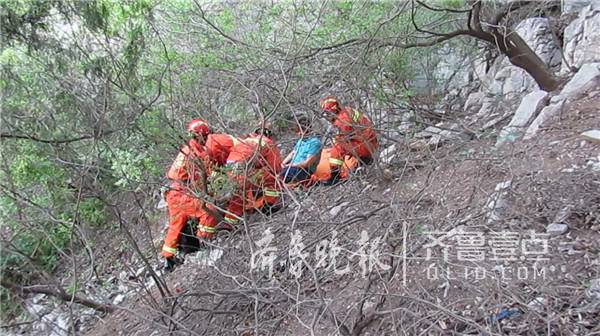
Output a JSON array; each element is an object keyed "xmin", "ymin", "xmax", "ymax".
[
  {"xmin": 162, "ymin": 256, "xmax": 182, "ymax": 272},
  {"xmin": 259, "ymin": 203, "xmax": 282, "ymax": 216},
  {"xmin": 322, "ymin": 168, "xmax": 342, "ymax": 186}
]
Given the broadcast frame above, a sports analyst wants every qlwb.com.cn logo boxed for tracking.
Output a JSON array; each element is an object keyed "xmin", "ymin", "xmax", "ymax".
[{"xmin": 418, "ymin": 228, "xmax": 552, "ymax": 282}]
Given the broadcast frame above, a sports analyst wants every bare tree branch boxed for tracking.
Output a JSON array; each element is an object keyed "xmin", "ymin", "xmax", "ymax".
[{"xmin": 0, "ymin": 280, "xmax": 115, "ymax": 313}]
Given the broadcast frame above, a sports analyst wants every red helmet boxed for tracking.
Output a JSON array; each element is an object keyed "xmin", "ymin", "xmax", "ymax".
[
  {"xmin": 320, "ymin": 96, "xmax": 340, "ymax": 113},
  {"xmin": 187, "ymin": 118, "xmax": 210, "ymax": 136}
]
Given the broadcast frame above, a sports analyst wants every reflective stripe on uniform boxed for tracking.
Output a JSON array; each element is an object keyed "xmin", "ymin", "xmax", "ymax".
[
  {"xmin": 230, "ymin": 135, "xmax": 240, "ymax": 146},
  {"xmin": 321, "ymin": 98, "xmax": 337, "ymax": 109},
  {"xmin": 352, "ymin": 109, "xmax": 360, "ymax": 122},
  {"xmin": 263, "ymin": 189, "xmax": 279, "ymax": 197},
  {"xmin": 329, "ymin": 158, "xmax": 344, "ymax": 166},
  {"xmin": 197, "ymin": 224, "xmax": 216, "ymax": 233},
  {"xmin": 245, "ymin": 137, "xmax": 267, "ymax": 146},
  {"xmin": 162, "ymin": 245, "xmax": 177, "ymax": 254},
  {"xmin": 224, "ymin": 217, "xmax": 239, "ymax": 223}
]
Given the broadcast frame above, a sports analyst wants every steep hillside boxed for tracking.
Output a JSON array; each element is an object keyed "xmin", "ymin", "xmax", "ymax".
[
  {"xmin": 4, "ymin": 2, "xmax": 600, "ymax": 336},
  {"xmin": 80, "ymin": 86, "xmax": 600, "ymax": 336}
]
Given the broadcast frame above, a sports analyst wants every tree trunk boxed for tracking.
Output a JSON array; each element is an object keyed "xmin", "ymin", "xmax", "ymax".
[
  {"xmin": 1, "ymin": 279, "xmax": 115, "ymax": 313},
  {"xmin": 494, "ymin": 30, "xmax": 560, "ymax": 92}
]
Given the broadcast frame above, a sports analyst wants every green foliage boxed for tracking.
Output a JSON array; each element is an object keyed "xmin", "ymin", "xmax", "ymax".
[
  {"xmin": 1, "ymin": 217, "xmax": 72, "ymax": 274},
  {"xmin": 0, "ymin": 141, "xmax": 74, "ymax": 278},
  {"xmin": 124, "ymin": 23, "xmax": 145, "ymax": 79},
  {"xmin": 108, "ymin": 148, "xmax": 153, "ymax": 187},
  {"xmin": 78, "ymin": 198, "xmax": 107, "ymax": 226},
  {"xmin": 441, "ymin": 0, "xmax": 467, "ymax": 9},
  {"xmin": 7, "ymin": 141, "xmax": 66, "ymax": 188},
  {"xmin": 79, "ymin": 0, "xmax": 110, "ymax": 32},
  {"xmin": 168, "ymin": 0, "xmax": 193, "ymax": 11},
  {"xmin": 207, "ymin": 166, "xmax": 238, "ymax": 201},
  {"xmin": 215, "ymin": 8, "xmax": 234, "ymax": 34}
]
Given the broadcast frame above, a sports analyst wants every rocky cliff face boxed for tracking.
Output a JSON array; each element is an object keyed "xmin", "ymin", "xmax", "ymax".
[
  {"xmin": 562, "ymin": 3, "xmax": 600, "ymax": 73},
  {"xmin": 380, "ymin": 1, "xmax": 600, "ymax": 165},
  {"xmin": 386, "ymin": 2, "xmax": 598, "ymax": 157}
]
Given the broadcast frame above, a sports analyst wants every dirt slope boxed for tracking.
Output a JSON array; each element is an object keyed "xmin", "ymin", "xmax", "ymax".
[{"xmin": 84, "ymin": 89, "xmax": 600, "ymax": 336}]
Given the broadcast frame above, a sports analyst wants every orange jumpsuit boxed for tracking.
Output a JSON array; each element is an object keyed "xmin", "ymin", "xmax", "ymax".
[
  {"xmin": 162, "ymin": 138, "xmax": 218, "ymax": 258},
  {"xmin": 206, "ymin": 133, "xmax": 239, "ymax": 166},
  {"xmin": 329, "ymin": 106, "xmax": 377, "ymax": 168},
  {"xmin": 223, "ymin": 133, "xmax": 282, "ymax": 225}
]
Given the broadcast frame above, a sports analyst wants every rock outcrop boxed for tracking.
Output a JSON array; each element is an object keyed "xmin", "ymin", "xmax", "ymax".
[
  {"xmin": 525, "ymin": 62, "xmax": 600, "ymax": 139},
  {"xmin": 562, "ymin": 2, "xmax": 600, "ymax": 73},
  {"xmin": 496, "ymin": 90, "xmax": 549, "ymax": 147}
]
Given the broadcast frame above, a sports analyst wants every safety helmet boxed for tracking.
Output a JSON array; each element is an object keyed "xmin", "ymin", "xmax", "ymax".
[
  {"xmin": 187, "ymin": 118, "xmax": 211, "ymax": 136},
  {"xmin": 254, "ymin": 121, "xmax": 274, "ymax": 137},
  {"xmin": 319, "ymin": 96, "xmax": 340, "ymax": 113}
]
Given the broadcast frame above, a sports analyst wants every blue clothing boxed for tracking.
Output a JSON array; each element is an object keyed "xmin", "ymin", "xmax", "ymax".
[
  {"xmin": 280, "ymin": 167, "xmax": 311, "ymax": 183},
  {"xmin": 290, "ymin": 136, "xmax": 322, "ymax": 171}
]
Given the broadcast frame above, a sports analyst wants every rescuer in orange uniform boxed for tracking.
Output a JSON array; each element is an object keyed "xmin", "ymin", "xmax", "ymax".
[
  {"xmin": 223, "ymin": 122, "xmax": 282, "ymax": 227},
  {"xmin": 162, "ymin": 118, "xmax": 218, "ymax": 271},
  {"xmin": 206, "ymin": 133, "xmax": 240, "ymax": 167},
  {"xmin": 319, "ymin": 96, "xmax": 378, "ymax": 185}
]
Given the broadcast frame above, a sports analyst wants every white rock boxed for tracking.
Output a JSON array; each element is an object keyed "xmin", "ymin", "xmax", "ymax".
[
  {"xmin": 495, "ymin": 180, "xmax": 512, "ymax": 191},
  {"xmin": 515, "ymin": 18, "xmax": 561, "ymax": 68},
  {"xmin": 118, "ymin": 271, "xmax": 128, "ymax": 281},
  {"xmin": 497, "ymin": 90, "xmax": 549, "ymax": 146},
  {"xmin": 26, "ymin": 302, "xmax": 52, "ymax": 317},
  {"xmin": 586, "ymin": 279, "xmax": 600, "ymax": 300},
  {"xmin": 528, "ymin": 297, "xmax": 548, "ymax": 313},
  {"xmin": 464, "ymin": 92, "xmax": 485, "ymax": 112},
  {"xmin": 474, "ymin": 101, "xmax": 495, "ymax": 119},
  {"xmin": 563, "ymin": 0, "xmax": 593, "ymax": 14},
  {"xmin": 561, "ymin": 63, "xmax": 600, "ymax": 98},
  {"xmin": 588, "ymin": 161, "xmax": 600, "ymax": 172},
  {"xmin": 32, "ymin": 293, "xmax": 47, "ymax": 304},
  {"xmin": 546, "ymin": 223, "xmax": 569, "ymax": 235},
  {"xmin": 526, "ymin": 63, "xmax": 600, "ymax": 139},
  {"xmin": 428, "ymin": 134, "xmax": 443, "ymax": 147},
  {"xmin": 156, "ymin": 196, "xmax": 168, "ymax": 209},
  {"xmin": 562, "ymin": 3, "xmax": 600, "ymax": 72},
  {"xmin": 112, "ymin": 294, "xmax": 126, "ymax": 305},
  {"xmin": 329, "ymin": 202, "xmax": 349, "ymax": 217},
  {"xmin": 553, "ymin": 206, "xmax": 572, "ymax": 224},
  {"xmin": 481, "ymin": 115, "xmax": 504, "ymax": 130},
  {"xmin": 524, "ymin": 100, "xmax": 566, "ymax": 140},
  {"xmin": 414, "ymin": 126, "xmax": 442, "ymax": 138},
  {"xmin": 482, "ymin": 17, "xmax": 559, "ymax": 102},
  {"xmin": 581, "ymin": 130, "xmax": 600, "ymax": 143},
  {"xmin": 380, "ymin": 144, "xmax": 397, "ymax": 164},
  {"xmin": 486, "ymin": 181, "xmax": 512, "ymax": 222},
  {"xmin": 54, "ymin": 313, "xmax": 70, "ymax": 336}
]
